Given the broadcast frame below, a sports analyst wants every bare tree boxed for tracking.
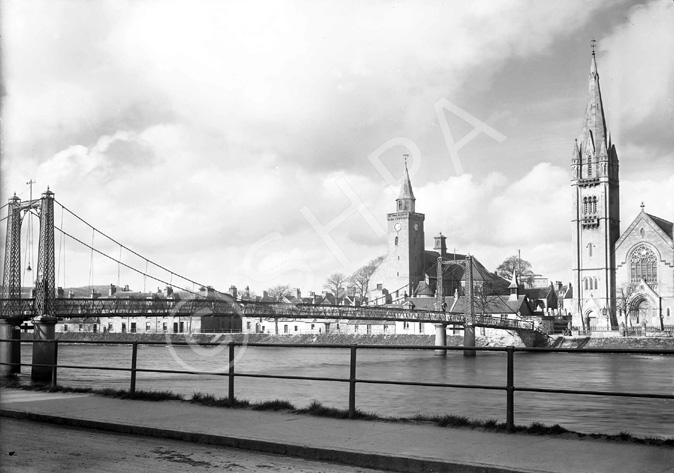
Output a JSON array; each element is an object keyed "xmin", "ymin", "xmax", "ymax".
[
  {"xmin": 616, "ymin": 283, "xmax": 639, "ymax": 328},
  {"xmin": 349, "ymin": 256, "xmax": 385, "ymax": 303},
  {"xmin": 495, "ymin": 255, "xmax": 535, "ymax": 287},
  {"xmin": 324, "ymin": 273, "xmax": 349, "ymax": 300},
  {"xmin": 266, "ymin": 284, "xmax": 291, "ymax": 301}
]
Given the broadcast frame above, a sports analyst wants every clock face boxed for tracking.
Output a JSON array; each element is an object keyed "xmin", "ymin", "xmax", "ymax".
[
  {"xmin": 394, "ymin": 223, "xmax": 402, "ymax": 232},
  {"xmin": 414, "ymin": 223, "xmax": 419, "ymax": 231}
]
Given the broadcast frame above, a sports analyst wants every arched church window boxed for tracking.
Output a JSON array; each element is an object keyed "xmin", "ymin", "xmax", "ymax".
[
  {"xmin": 594, "ymin": 277, "xmax": 598, "ymax": 290},
  {"xmin": 583, "ymin": 197, "xmax": 588, "ymax": 215},
  {"xmin": 394, "ymin": 236, "xmax": 398, "ymax": 246},
  {"xmin": 587, "ymin": 160, "xmax": 592, "ymax": 177},
  {"xmin": 640, "ymin": 227, "xmax": 645, "ymax": 238},
  {"xmin": 592, "ymin": 196, "xmax": 597, "ymax": 214},
  {"xmin": 587, "ymin": 243, "xmax": 593, "ymax": 257},
  {"xmin": 584, "ymin": 278, "xmax": 588, "ymax": 290},
  {"xmin": 630, "ymin": 245, "xmax": 657, "ymax": 284}
]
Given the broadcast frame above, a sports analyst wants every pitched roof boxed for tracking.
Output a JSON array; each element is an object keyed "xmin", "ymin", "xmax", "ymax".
[
  {"xmin": 404, "ymin": 294, "xmax": 533, "ymax": 315},
  {"xmin": 647, "ymin": 213, "xmax": 673, "ymax": 239},
  {"xmin": 524, "ymin": 287, "xmax": 552, "ymax": 300}
]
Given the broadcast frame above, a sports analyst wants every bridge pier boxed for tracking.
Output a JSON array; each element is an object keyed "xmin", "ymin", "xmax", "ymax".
[
  {"xmin": 0, "ymin": 320, "xmax": 21, "ymax": 376},
  {"xmin": 32, "ymin": 317, "xmax": 57, "ymax": 382},
  {"xmin": 463, "ymin": 323, "xmax": 476, "ymax": 357},
  {"xmin": 434, "ymin": 324, "xmax": 447, "ymax": 356}
]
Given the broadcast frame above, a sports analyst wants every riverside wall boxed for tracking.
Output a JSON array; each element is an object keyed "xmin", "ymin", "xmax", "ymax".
[{"xmin": 19, "ymin": 331, "xmax": 674, "ymax": 349}]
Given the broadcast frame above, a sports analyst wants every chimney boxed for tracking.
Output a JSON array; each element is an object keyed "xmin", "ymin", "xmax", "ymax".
[
  {"xmin": 163, "ymin": 286, "xmax": 174, "ymax": 297},
  {"xmin": 263, "ymin": 290, "xmax": 269, "ymax": 299},
  {"xmin": 57, "ymin": 287, "xmax": 64, "ymax": 298},
  {"xmin": 109, "ymin": 284, "xmax": 117, "ymax": 296},
  {"xmin": 68, "ymin": 290, "xmax": 75, "ymax": 299},
  {"xmin": 205, "ymin": 286, "xmax": 214, "ymax": 298},
  {"xmin": 124, "ymin": 284, "xmax": 130, "ymax": 292},
  {"xmin": 434, "ymin": 233, "xmax": 447, "ymax": 258},
  {"xmin": 556, "ymin": 281, "xmax": 563, "ymax": 291},
  {"xmin": 293, "ymin": 288, "xmax": 301, "ymax": 299},
  {"xmin": 229, "ymin": 285, "xmax": 238, "ymax": 299},
  {"xmin": 91, "ymin": 288, "xmax": 100, "ymax": 299}
]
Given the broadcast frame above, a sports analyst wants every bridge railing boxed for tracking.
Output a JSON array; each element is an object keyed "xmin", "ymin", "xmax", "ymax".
[
  {"xmin": 2, "ymin": 339, "xmax": 671, "ymax": 434},
  {"xmin": 0, "ymin": 298, "xmax": 535, "ymax": 331}
]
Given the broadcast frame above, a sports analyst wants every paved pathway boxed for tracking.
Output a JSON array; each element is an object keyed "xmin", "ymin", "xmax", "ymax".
[{"xmin": 1, "ymin": 388, "xmax": 673, "ymax": 473}]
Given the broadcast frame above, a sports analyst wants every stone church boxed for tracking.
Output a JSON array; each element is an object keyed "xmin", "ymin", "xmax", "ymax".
[{"xmin": 571, "ymin": 52, "xmax": 673, "ymax": 331}]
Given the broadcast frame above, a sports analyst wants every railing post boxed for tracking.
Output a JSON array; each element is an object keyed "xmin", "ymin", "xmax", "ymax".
[
  {"xmin": 50, "ymin": 340, "xmax": 58, "ymax": 388},
  {"xmin": 130, "ymin": 342, "xmax": 138, "ymax": 396},
  {"xmin": 228, "ymin": 342, "xmax": 235, "ymax": 405},
  {"xmin": 506, "ymin": 346, "xmax": 514, "ymax": 432},
  {"xmin": 348, "ymin": 344, "xmax": 357, "ymax": 418}
]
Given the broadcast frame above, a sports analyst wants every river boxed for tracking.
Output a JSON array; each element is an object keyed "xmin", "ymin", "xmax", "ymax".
[{"xmin": 18, "ymin": 343, "xmax": 674, "ymax": 437}]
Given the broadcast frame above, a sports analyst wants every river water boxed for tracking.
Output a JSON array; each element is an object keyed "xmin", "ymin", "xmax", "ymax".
[{"xmin": 18, "ymin": 344, "xmax": 674, "ymax": 437}]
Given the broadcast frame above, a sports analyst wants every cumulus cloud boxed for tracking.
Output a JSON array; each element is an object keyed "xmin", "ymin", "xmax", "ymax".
[
  {"xmin": 600, "ymin": 1, "xmax": 674, "ymax": 150},
  {"xmin": 3, "ymin": 0, "xmax": 671, "ymax": 294}
]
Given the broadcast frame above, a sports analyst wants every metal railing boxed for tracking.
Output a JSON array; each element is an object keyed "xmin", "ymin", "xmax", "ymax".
[
  {"xmin": 0, "ymin": 298, "xmax": 536, "ymax": 330},
  {"xmin": 2, "ymin": 339, "xmax": 673, "ymax": 433}
]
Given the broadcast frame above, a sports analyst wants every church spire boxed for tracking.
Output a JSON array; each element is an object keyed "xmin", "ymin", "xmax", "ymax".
[
  {"xmin": 579, "ymin": 47, "xmax": 608, "ymax": 158},
  {"xmin": 396, "ymin": 155, "xmax": 415, "ymax": 212}
]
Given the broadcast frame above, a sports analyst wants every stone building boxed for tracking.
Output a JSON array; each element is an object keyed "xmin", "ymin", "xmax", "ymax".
[
  {"xmin": 368, "ymin": 161, "xmax": 508, "ymax": 305},
  {"xmin": 571, "ymin": 52, "xmax": 673, "ymax": 330}
]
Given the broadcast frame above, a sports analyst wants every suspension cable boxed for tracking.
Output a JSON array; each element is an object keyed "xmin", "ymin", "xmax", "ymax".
[
  {"xmin": 54, "ymin": 199, "xmax": 209, "ymax": 293},
  {"xmin": 57, "ymin": 204, "xmax": 65, "ymax": 288},
  {"xmin": 53, "ymin": 226, "xmax": 203, "ymax": 298},
  {"xmin": 88, "ymin": 228, "xmax": 95, "ymax": 290}
]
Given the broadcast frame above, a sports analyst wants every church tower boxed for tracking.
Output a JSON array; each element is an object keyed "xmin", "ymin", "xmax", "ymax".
[
  {"xmin": 571, "ymin": 49, "xmax": 620, "ymax": 328},
  {"xmin": 386, "ymin": 160, "xmax": 425, "ymax": 299},
  {"xmin": 368, "ymin": 159, "xmax": 426, "ymax": 302}
]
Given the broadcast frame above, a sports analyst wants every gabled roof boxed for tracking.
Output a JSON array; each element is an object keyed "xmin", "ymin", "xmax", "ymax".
[
  {"xmin": 404, "ymin": 294, "xmax": 534, "ymax": 316},
  {"xmin": 615, "ymin": 210, "xmax": 674, "ymax": 249},
  {"xmin": 524, "ymin": 287, "xmax": 553, "ymax": 300},
  {"xmin": 422, "ymin": 251, "xmax": 506, "ymax": 285},
  {"xmin": 647, "ymin": 214, "xmax": 673, "ymax": 239}
]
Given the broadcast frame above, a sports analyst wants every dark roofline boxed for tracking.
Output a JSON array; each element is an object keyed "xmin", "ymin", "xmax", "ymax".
[{"xmin": 647, "ymin": 213, "xmax": 673, "ymax": 239}]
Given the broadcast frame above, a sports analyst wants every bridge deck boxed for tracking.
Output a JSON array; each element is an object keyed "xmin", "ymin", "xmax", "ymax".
[{"xmin": 0, "ymin": 298, "xmax": 534, "ymax": 331}]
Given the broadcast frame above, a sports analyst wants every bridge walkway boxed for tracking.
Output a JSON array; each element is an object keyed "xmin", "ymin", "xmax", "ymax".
[{"xmin": 0, "ymin": 298, "xmax": 535, "ymax": 331}]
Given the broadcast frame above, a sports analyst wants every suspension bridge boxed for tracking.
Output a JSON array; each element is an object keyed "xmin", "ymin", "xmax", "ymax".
[{"xmin": 0, "ymin": 188, "xmax": 537, "ymax": 379}]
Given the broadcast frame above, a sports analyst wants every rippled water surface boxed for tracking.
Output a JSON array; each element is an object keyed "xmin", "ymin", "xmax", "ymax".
[{"xmin": 19, "ymin": 343, "xmax": 674, "ymax": 437}]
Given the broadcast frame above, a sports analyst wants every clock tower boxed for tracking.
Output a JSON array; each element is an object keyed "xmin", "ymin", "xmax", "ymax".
[{"xmin": 379, "ymin": 160, "xmax": 426, "ymax": 300}]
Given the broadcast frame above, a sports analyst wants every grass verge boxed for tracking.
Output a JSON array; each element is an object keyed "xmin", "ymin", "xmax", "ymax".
[{"xmin": 2, "ymin": 379, "xmax": 672, "ymax": 447}]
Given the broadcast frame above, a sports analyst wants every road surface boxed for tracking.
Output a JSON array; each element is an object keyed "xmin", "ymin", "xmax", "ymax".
[{"xmin": 0, "ymin": 418, "xmax": 385, "ymax": 473}]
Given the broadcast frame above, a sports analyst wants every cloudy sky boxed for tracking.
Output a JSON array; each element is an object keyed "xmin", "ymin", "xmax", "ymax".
[{"xmin": 2, "ymin": 0, "xmax": 673, "ymax": 295}]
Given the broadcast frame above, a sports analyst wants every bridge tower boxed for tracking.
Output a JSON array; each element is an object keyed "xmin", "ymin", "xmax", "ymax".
[
  {"xmin": 35, "ymin": 188, "xmax": 56, "ymax": 319},
  {"xmin": 2, "ymin": 194, "xmax": 23, "ymax": 307},
  {"xmin": 571, "ymin": 49, "xmax": 620, "ymax": 330},
  {"xmin": 0, "ymin": 188, "xmax": 57, "ymax": 379}
]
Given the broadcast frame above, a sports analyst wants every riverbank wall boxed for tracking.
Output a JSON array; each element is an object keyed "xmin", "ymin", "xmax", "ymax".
[{"xmin": 19, "ymin": 331, "xmax": 674, "ymax": 349}]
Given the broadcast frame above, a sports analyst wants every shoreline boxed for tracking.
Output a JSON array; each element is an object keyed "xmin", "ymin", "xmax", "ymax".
[{"xmin": 20, "ymin": 332, "xmax": 674, "ymax": 350}]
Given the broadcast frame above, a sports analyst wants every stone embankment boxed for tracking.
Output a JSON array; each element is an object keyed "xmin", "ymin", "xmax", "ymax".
[{"xmin": 20, "ymin": 331, "xmax": 674, "ymax": 349}]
